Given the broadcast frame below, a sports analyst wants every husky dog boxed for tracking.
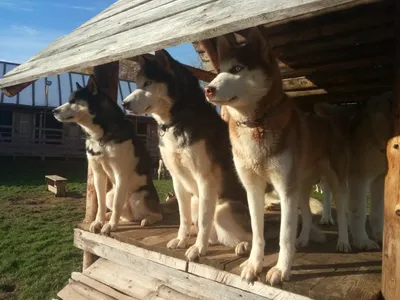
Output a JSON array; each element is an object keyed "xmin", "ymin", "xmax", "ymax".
[
  {"xmin": 205, "ymin": 28, "xmax": 350, "ymax": 285},
  {"xmin": 122, "ymin": 50, "xmax": 252, "ymax": 261},
  {"xmin": 53, "ymin": 76, "xmax": 162, "ymax": 234},
  {"xmin": 315, "ymin": 92, "xmax": 392, "ymax": 249}
]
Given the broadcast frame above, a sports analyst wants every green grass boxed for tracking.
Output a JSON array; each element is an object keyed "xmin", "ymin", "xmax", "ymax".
[{"xmin": 0, "ymin": 158, "xmax": 173, "ymax": 300}]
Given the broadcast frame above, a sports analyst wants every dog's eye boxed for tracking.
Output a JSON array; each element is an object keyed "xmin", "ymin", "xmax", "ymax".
[
  {"xmin": 143, "ymin": 81, "xmax": 152, "ymax": 88},
  {"xmin": 229, "ymin": 65, "xmax": 244, "ymax": 74}
]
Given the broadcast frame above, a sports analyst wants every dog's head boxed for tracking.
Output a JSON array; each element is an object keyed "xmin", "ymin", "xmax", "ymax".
[
  {"xmin": 205, "ymin": 28, "xmax": 280, "ymax": 108},
  {"xmin": 53, "ymin": 75, "xmax": 124, "ymax": 135},
  {"xmin": 122, "ymin": 50, "xmax": 203, "ymax": 119}
]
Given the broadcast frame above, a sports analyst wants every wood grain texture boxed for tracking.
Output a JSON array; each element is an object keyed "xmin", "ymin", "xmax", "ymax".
[{"xmin": 0, "ymin": 0, "xmax": 376, "ymax": 88}]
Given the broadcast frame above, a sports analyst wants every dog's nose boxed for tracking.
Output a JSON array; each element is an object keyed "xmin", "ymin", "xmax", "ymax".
[
  {"xmin": 52, "ymin": 108, "xmax": 60, "ymax": 114},
  {"xmin": 122, "ymin": 101, "xmax": 129, "ymax": 109},
  {"xmin": 204, "ymin": 86, "xmax": 216, "ymax": 97}
]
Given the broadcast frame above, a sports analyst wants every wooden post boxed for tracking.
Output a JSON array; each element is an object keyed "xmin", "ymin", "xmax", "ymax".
[
  {"xmin": 381, "ymin": 3, "xmax": 400, "ymax": 299},
  {"xmin": 82, "ymin": 61, "xmax": 119, "ymax": 270}
]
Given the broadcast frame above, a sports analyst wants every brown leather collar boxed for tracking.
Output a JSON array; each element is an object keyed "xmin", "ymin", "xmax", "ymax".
[{"xmin": 235, "ymin": 95, "xmax": 293, "ymax": 129}]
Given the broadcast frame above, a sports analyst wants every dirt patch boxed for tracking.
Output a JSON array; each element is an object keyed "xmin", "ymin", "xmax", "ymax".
[{"xmin": 8, "ymin": 195, "xmax": 85, "ymax": 207}]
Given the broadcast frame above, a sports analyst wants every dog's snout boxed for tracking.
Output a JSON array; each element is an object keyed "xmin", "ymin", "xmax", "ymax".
[
  {"xmin": 204, "ymin": 86, "xmax": 216, "ymax": 97},
  {"xmin": 52, "ymin": 108, "xmax": 60, "ymax": 114}
]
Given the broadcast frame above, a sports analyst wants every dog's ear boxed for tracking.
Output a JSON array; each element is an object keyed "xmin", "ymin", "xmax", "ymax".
[
  {"xmin": 86, "ymin": 75, "xmax": 98, "ymax": 95},
  {"xmin": 75, "ymin": 82, "xmax": 83, "ymax": 90},
  {"xmin": 216, "ymin": 36, "xmax": 232, "ymax": 66},
  {"xmin": 154, "ymin": 49, "xmax": 174, "ymax": 73},
  {"xmin": 246, "ymin": 27, "xmax": 274, "ymax": 65},
  {"xmin": 136, "ymin": 55, "xmax": 147, "ymax": 68}
]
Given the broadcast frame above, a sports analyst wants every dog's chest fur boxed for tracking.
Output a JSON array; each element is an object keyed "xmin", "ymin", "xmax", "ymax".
[
  {"xmin": 86, "ymin": 138, "xmax": 138, "ymax": 186},
  {"xmin": 159, "ymin": 129, "xmax": 216, "ymax": 196}
]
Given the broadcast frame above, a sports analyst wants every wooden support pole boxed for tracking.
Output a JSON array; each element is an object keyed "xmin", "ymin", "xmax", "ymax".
[
  {"xmin": 82, "ymin": 61, "xmax": 119, "ymax": 270},
  {"xmin": 381, "ymin": 3, "xmax": 400, "ymax": 299}
]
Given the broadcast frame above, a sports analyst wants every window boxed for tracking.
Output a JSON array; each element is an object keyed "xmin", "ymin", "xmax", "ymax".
[
  {"xmin": 136, "ymin": 122, "xmax": 147, "ymax": 135},
  {"xmin": 0, "ymin": 109, "xmax": 13, "ymax": 142},
  {"xmin": 34, "ymin": 111, "xmax": 63, "ymax": 144}
]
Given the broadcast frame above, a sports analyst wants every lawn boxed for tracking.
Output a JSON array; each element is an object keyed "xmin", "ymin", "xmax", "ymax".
[{"xmin": 0, "ymin": 157, "xmax": 173, "ymax": 300}]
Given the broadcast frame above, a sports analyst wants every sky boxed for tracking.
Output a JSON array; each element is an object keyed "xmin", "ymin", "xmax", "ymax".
[{"xmin": 0, "ymin": 0, "xmax": 200, "ymax": 66}]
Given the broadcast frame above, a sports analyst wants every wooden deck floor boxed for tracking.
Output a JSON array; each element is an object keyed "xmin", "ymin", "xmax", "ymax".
[{"xmin": 76, "ymin": 211, "xmax": 382, "ymax": 300}]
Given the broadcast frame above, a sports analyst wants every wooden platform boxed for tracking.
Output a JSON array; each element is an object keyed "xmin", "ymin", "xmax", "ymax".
[{"xmin": 67, "ymin": 211, "xmax": 382, "ymax": 300}]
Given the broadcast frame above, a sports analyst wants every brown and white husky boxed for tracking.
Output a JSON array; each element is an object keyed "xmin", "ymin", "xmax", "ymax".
[
  {"xmin": 53, "ymin": 76, "xmax": 162, "ymax": 235},
  {"xmin": 122, "ymin": 50, "xmax": 252, "ymax": 261},
  {"xmin": 205, "ymin": 28, "xmax": 350, "ymax": 285},
  {"xmin": 315, "ymin": 92, "xmax": 392, "ymax": 250}
]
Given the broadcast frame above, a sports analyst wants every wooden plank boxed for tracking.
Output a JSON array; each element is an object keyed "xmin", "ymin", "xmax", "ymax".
[
  {"xmin": 57, "ymin": 283, "xmax": 88, "ymax": 300},
  {"xmin": 71, "ymin": 272, "xmax": 138, "ymax": 300},
  {"xmin": 74, "ymin": 229, "xmax": 188, "ymax": 271},
  {"xmin": 382, "ymin": 1, "xmax": 400, "ymax": 298},
  {"xmin": 0, "ymin": 0, "xmax": 378, "ymax": 88},
  {"xmin": 85, "ymin": 257, "xmax": 273, "ymax": 300},
  {"xmin": 68, "ymin": 280, "xmax": 115, "ymax": 300}
]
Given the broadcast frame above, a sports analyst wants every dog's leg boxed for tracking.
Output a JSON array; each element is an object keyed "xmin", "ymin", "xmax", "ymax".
[
  {"xmin": 101, "ymin": 175, "xmax": 129, "ymax": 235},
  {"xmin": 348, "ymin": 177, "xmax": 379, "ymax": 250},
  {"xmin": 319, "ymin": 179, "xmax": 334, "ymax": 225},
  {"xmin": 296, "ymin": 184, "xmax": 313, "ymax": 248},
  {"xmin": 369, "ymin": 175, "xmax": 384, "ymax": 245},
  {"xmin": 185, "ymin": 178, "xmax": 217, "ymax": 261},
  {"xmin": 214, "ymin": 201, "xmax": 252, "ymax": 256},
  {"xmin": 167, "ymin": 178, "xmax": 191, "ymax": 249},
  {"xmin": 238, "ymin": 170, "xmax": 266, "ymax": 282},
  {"xmin": 266, "ymin": 178, "xmax": 298, "ymax": 285},
  {"xmin": 89, "ymin": 164, "xmax": 108, "ymax": 234}
]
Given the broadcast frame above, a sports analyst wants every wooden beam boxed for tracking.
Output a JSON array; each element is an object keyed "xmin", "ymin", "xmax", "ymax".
[
  {"xmin": 82, "ymin": 61, "xmax": 119, "ymax": 271},
  {"xmin": 1, "ymin": 81, "xmax": 35, "ymax": 97},
  {"xmin": 382, "ymin": 1, "xmax": 400, "ymax": 299}
]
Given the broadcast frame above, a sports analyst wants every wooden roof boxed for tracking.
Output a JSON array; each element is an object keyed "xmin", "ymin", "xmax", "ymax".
[{"xmin": 0, "ymin": 0, "xmax": 384, "ymax": 97}]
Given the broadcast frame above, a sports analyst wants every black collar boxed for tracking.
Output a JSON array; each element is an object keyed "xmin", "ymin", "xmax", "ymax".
[
  {"xmin": 235, "ymin": 95, "xmax": 291, "ymax": 128},
  {"xmin": 158, "ymin": 123, "xmax": 175, "ymax": 137}
]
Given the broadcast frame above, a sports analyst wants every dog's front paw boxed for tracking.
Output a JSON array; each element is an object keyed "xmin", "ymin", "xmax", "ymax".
[
  {"xmin": 319, "ymin": 215, "xmax": 335, "ymax": 225},
  {"xmin": 266, "ymin": 266, "xmax": 289, "ymax": 286},
  {"xmin": 336, "ymin": 240, "xmax": 352, "ymax": 253},
  {"xmin": 240, "ymin": 258, "xmax": 263, "ymax": 282},
  {"xmin": 235, "ymin": 242, "xmax": 251, "ymax": 256},
  {"xmin": 140, "ymin": 219, "xmax": 149, "ymax": 226},
  {"xmin": 89, "ymin": 220, "xmax": 103, "ymax": 233},
  {"xmin": 100, "ymin": 222, "xmax": 118, "ymax": 236},
  {"xmin": 167, "ymin": 237, "xmax": 189, "ymax": 249},
  {"xmin": 352, "ymin": 238, "xmax": 379, "ymax": 251},
  {"xmin": 185, "ymin": 244, "xmax": 206, "ymax": 261}
]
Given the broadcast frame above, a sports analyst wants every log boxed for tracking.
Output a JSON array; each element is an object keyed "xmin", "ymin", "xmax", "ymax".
[
  {"xmin": 381, "ymin": 2, "xmax": 400, "ymax": 298},
  {"xmin": 82, "ymin": 61, "xmax": 119, "ymax": 270}
]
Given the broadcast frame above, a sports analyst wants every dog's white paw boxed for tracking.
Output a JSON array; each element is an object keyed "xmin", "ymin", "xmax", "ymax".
[
  {"xmin": 266, "ymin": 266, "xmax": 289, "ymax": 286},
  {"xmin": 240, "ymin": 258, "xmax": 263, "ymax": 282},
  {"xmin": 185, "ymin": 244, "xmax": 206, "ymax": 261},
  {"xmin": 336, "ymin": 240, "xmax": 352, "ymax": 253},
  {"xmin": 352, "ymin": 238, "xmax": 380, "ymax": 251},
  {"xmin": 235, "ymin": 242, "xmax": 251, "ymax": 256},
  {"xmin": 140, "ymin": 219, "xmax": 149, "ymax": 227},
  {"xmin": 89, "ymin": 220, "xmax": 103, "ymax": 233},
  {"xmin": 166, "ymin": 237, "xmax": 189, "ymax": 249},
  {"xmin": 100, "ymin": 222, "xmax": 118, "ymax": 236},
  {"xmin": 319, "ymin": 215, "xmax": 335, "ymax": 225},
  {"xmin": 295, "ymin": 237, "xmax": 309, "ymax": 248}
]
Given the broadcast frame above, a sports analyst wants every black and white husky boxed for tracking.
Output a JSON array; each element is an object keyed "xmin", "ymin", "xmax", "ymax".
[
  {"xmin": 53, "ymin": 75, "xmax": 162, "ymax": 235},
  {"xmin": 122, "ymin": 50, "xmax": 252, "ymax": 261}
]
